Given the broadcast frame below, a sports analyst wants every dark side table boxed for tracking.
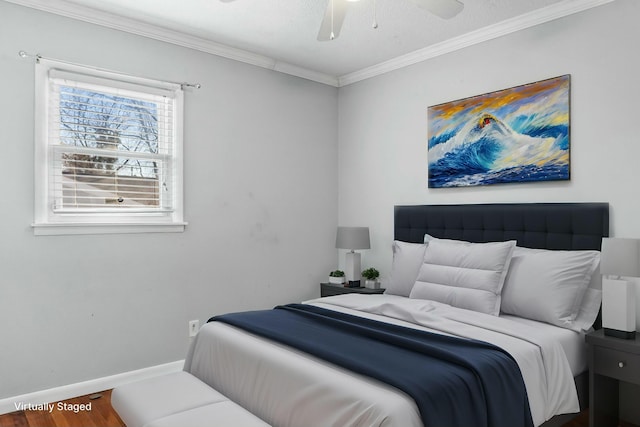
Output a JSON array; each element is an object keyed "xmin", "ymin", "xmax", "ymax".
[
  {"xmin": 586, "ymin": 329, "xmax": 640, "ymax": 427},
  {"xmin": 320, "ymin": 282, "xmax": 385, "ymax": 297}
]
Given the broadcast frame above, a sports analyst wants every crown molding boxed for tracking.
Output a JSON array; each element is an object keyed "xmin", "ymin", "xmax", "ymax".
[
  {"xmin": 5, "ymin": 0, "xmax": 614, "ymax": 88},
  {"xmin": 3, "ymin": 0, "xmax": 340, "ymax": 87},
  {"xmin": 338, "ymin": 0, "xmax": 615, "ymax": 86}
]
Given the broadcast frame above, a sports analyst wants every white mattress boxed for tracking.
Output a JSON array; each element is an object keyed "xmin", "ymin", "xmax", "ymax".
[{"xmin": 185, "ymin": 294, "xmax": 581, "ymax": 427}]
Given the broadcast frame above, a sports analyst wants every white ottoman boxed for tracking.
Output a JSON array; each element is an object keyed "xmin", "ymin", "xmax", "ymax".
[
  {"xmin": 144, "ymin": 401, "xmax": 271, "ymax": 427},
  {"xmin": 111, "ymin": 371, "xmax": 227, "ymax": 427}
]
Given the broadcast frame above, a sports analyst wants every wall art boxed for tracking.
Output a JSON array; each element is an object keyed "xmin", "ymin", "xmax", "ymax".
[{"xmin": 428, "ymin": 75, "xmax": 570, "ymax": 188}]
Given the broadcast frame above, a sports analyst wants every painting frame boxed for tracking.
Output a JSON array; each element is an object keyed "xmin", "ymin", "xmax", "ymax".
[{"xmin": 427, "ymin": 75, "xmax": 571, "ymax": 188}]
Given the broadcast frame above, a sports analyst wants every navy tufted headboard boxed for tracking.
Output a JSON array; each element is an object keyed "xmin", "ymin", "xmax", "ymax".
[{"xmin": 394, "ymin": 203, "xmax": 609, "ymax": 251}]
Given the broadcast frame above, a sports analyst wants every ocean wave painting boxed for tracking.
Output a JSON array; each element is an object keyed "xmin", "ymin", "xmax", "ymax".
[{"xmin": 428, "ymin": 75, "xmax": 570, "ymax": 188}]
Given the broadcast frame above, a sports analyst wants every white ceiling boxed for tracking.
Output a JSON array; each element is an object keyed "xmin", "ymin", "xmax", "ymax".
[{"xmin": 8, "ymin": 0, "xmax": 613, "ymax": 86}]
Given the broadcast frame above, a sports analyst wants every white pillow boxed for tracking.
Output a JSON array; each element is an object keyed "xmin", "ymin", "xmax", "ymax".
[
  {"xmin": 573, "ymin": 288, "xmax": 602, "ymax": 332},
  {"xmin": 409, "ymin": 238, "xmax": 516, "ymax": 316},
  {"xmin": 384, "ymin": 241, "xmax": 427, "ymax": 297},
  {"xmin": 423, "ymin": 234, "xmax": 436, "ymax": 244},
  {"xmin": 500, "ymin": 246, "xmax": 600, "ymax": 330},
  {"xmin": 573, "ymin": 260, "xmax": 602, "ymax": 332}
]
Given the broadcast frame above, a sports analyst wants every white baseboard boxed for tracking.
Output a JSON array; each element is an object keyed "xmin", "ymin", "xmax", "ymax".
[{"xmin": 0, "ymin": 360, "xmax": 184, "ymax": 415}]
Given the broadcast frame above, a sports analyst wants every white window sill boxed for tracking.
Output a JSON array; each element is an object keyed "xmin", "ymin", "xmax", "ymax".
[{"xmin": 32, "ymin": 222, "xmax": 187, "ymax": 236}]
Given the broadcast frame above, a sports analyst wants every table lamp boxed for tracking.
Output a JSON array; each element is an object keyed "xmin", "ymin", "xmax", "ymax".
[
  {"xmin": 600, "ymin": 237, "xmax": 639, "ymax": 339},
  {"xmin": 336, "ymin": 227, "xmax": 370, "ymax": 287}
]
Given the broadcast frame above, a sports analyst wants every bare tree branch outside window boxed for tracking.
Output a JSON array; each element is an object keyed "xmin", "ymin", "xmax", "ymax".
[{"xmin": 58, "ymin": 86, "xmax": 163, "ymax": 208}]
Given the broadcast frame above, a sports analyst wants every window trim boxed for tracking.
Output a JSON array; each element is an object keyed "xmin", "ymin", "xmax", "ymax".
[{"xmin": 33, "ymin": 58, "xmax": 186, "ymax": 236}]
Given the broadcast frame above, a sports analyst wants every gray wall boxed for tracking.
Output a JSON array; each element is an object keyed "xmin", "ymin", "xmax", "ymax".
[
  {"xmin": 337, "ymin": 0, "xmax": 640, "ymax": 327},
  {"xmin": 0, "ymin": 2, "xmax": 338, "ymax": 398}
]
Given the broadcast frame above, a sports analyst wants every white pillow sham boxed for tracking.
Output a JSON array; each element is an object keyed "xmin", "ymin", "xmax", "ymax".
[
  {"xmin": 500, "ymin": 246, "xmax": 600, "ymax": 330},
  {"xmin": 409, "ymin": 238, "xmax": 516, "ymax": 316},
  {"xmin": 384, "ymin": 241, "xmax": 427, "ymax": 297}
]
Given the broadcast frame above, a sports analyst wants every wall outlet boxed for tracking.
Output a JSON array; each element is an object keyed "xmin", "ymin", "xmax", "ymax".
[{"xmin": 188, "ymin": 320, "xmax": 200, "ymax": 337}]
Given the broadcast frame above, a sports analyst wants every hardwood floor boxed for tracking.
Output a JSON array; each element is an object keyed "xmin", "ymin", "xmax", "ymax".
[
  {"xmin": 0, "ymin": 390, "xmax": 635, "ymax": 427},
  {"xmin": 561, "ymin": 410, "xmax": 639, "ymax": 427},
  {"xmin": 0, "ymin": 390, "xmax": 124, "ymax": 427},
  {"xmin": 561, "ymin": 411, "xmax": 589, "ymax": 427}
]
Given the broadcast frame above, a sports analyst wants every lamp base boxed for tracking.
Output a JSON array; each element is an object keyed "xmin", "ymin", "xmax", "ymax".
[
  {"xmin": 604, "ymin": 328, "xmax": 636, "ymax": 340},
  {"xmin": 602, "ymin": 277, "xmax": 636, "ymax": 339},
  {"xmin": 344, "ymin": 251, "xmax": 362, "ymax": 285}
]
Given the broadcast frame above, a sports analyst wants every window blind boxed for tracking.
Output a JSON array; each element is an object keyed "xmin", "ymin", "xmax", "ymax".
[{"xmin": 47, "ymin": 70, "xmax": 176, "ymax": 213}]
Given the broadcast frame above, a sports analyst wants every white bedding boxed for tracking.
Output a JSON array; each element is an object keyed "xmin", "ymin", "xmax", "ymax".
[
  {"xmin": 500, "ymin": 314, "xmax": 587, "ymax": 376},
  {"xmin": 184, "ymin": 294, "xmax": 581, "ymax": 427}
]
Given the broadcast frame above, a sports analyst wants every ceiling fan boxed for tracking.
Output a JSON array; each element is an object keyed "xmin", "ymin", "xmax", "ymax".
[
  {"xmin": 317, "ymin": 0, "xmax": 464, "ymax": 41},
  {"xmin": 220, "ymin": 0, "xmax": 464, "ymax": 42}
]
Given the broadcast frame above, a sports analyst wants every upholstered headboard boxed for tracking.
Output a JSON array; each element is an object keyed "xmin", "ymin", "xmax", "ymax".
[{"xmin": 394, "ymin": 203, "xmax": 609, "ymax": 251}]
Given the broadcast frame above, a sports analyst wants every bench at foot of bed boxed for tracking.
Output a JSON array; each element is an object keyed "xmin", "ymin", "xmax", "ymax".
[{"xmin": 111, "ymin": 371, "xmax": 270, "ymax": 427}]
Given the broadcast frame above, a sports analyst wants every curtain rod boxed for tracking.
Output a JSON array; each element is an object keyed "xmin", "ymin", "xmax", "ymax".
[{"xmin": 18, "ymin": 50, "xmax": 201, "ymax": 90}]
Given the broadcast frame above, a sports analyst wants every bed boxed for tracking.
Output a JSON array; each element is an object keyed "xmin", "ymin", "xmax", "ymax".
[{"xmin": 185, "ymin": 202, "xmax": 609, "ymax": 427}]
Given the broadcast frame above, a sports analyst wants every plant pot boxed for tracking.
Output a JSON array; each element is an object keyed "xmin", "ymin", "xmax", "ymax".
[
  {"xmin": 364, "ymin": 279, "xmax": 380, "ymax": 289},
  {"xmin": 329, "ymin": 276, "xmax": 345, "ymax": 284}
]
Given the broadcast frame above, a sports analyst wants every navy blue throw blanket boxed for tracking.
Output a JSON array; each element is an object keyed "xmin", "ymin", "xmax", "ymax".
[{"xmin": 210, "ymin": 304, "xmax": 534, "ymax": 427}]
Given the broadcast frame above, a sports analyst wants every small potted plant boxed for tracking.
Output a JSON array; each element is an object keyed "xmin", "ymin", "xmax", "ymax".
[
  {"xmin": 329, "ymin": 270, "xmax": 345, "ymax": 284},
  {"xmin": 362, "ymin": 267, "xmax": 380, "ymax": 289}
]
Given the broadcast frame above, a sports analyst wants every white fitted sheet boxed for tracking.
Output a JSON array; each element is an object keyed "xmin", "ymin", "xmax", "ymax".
[
  {"xmin": 500, "ymin": 314, "xmax": 587, "ymax": 376},
  {"xmin": 185, "ymin": 294, "xmax": 581, "ymax": 427}
]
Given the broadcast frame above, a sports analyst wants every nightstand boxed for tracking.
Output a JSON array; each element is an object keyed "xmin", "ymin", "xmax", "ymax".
[
  {"xmin": 586, "ymin": 329, "xmax": 640, "ymax": 427},
  {"xmin": 320, "ymin": 282, "xmax": 385, "ymax": 297}
]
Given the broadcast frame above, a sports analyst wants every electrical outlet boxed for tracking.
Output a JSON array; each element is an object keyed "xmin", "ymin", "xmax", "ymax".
[{"xmin": 188, "ymin": 320, "xmax": 199, "ymax": 337}]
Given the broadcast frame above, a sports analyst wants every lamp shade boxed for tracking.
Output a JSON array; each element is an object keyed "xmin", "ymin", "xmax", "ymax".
[
  {"xmin": 600, "ymin": 237, "xmax": 640, "ymax": 277},
  {"xmin": 335, "ymin": 227, "xmax": 370, "ymax": 250}
]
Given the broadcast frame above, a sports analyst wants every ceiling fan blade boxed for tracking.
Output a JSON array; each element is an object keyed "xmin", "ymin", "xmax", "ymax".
[
  {"xmin": 407, "ymin": 0, "xmax": 464, "ymax": 19},
  {"xmin": 317, "ymin": 0, "xmax": 349, "ymax": 41}
]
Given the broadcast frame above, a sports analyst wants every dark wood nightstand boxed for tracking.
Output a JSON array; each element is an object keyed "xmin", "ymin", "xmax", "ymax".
[
  {"xmin": 320, "ymin": 282, "xmax": 385, "ymax": 297},
  {"xmin": 586, "ymin": 329, "xmax": 640, "ymax": 427}
]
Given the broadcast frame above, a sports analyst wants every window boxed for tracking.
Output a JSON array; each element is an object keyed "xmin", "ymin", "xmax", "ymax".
[{"xmin": 33, "ymin": 58, "xmax": 185, "ymax": 235}]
